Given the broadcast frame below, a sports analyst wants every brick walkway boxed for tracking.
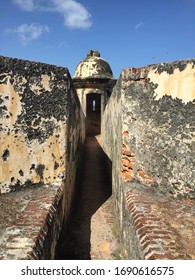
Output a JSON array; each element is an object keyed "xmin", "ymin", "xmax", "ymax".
[
  {"xmin": 126, "ymin": 186, "xmax": 195, "ymax": 259},
  {"xmin": 0, "ymin": 184, "xmax": 63, "ymax": 259},
  {"xmin": 1, "ymin": 136, "xmax": 194, "ymax": 260}
]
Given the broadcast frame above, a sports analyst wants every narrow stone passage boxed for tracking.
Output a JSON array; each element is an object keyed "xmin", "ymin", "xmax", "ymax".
[{"xmin": 56, "ymin": 135, "xmax": 120, "ymax": 260}]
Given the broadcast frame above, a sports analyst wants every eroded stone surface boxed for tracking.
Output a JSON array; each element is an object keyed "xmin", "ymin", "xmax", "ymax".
[
  {"xmin": 102, "ymin": 59, "xmax": 195, "ymax": 259},
  {"xmin": 74, "ymin": 50, "xmax": 114, "ymax": 79},
  {"xmin": 0, "ymin": 55, "xmax": 85, "ymax": 194},
  {"xmin": 0, "ymin": 184, "xmax": 63, "ymax": 260},
  {"xmin": 0, "ymin": 55, "xmax": 195, "ymax": 260},
  {"xmin": 0, "ymin": 55, "xmax": 85, "ymax": 259},
  {"xmin": 126, "ymin": 185, "xmax": 195, "ymax": 259}
]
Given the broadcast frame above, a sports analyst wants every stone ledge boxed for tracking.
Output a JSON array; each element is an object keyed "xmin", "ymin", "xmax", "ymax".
[
  {"xmin": 0, "ymin": 184, "xmax": 63, "ymax": 260},
  {"xmin": 125, "ymin": 186, "xmax": 195, "ymax": 260}
]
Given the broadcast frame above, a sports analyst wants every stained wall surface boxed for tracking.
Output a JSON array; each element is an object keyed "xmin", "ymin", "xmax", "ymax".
[
  {"xmin": 73, "ymin": 51, "xmax": 116, "ymax": 136},
  {"xmin": 0, "ymin": 56, "xmax": 85, "ymax": 259},
  {"xmin": 120, "ymin": 60, "xmax": 195, "ymax": 198},
  {"xmin": 0, "ymin": 56, "xmax": 85, "ymax": 194},
  {"xmin": 102, "ymin": 59, "xmax": 195, "ymax": 259}
]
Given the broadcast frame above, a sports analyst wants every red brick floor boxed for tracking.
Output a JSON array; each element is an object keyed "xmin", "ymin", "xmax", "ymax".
[
  {"xmin": 126, "ymin": 186, "xmax": 195, "ymax": 259},
  {"xmin": 0, "ymin": 184, "xmax": 62, "ymax": 259}
]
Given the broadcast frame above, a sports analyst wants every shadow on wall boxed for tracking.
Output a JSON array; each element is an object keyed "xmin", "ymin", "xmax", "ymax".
[{"xmin": 55, "ymin": 136, "xmax": 112, "ymax": 260}]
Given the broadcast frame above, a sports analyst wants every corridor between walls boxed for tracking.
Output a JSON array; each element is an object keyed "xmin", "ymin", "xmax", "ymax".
[{"xmin": 55, "ymin": 135, "xmax": 121, "ymax": 260}]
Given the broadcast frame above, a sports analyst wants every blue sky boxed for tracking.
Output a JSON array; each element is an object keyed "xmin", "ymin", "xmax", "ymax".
[{"xmin": 0, "ymin": 0, "xmax": 195, "ymax": 78}]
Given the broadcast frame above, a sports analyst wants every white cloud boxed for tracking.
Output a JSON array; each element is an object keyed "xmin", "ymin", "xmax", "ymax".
[
  {"xmin": 13, "ymin": 0, "xmax": 35, "ymax": 11},
  {"xmin": 134, "ymin": 22, "xmax": 144, "ymax": 31},
  {"xmin": 51, "ymin": 0, "xmax": 92, "ymax": 29},
  {"xmin": 13, "ymin": 0, "xmax": 92, "ymax": 29},
  {"xmin": 6, "ymin": 23, "xmax": 49, "ymax": 45}
]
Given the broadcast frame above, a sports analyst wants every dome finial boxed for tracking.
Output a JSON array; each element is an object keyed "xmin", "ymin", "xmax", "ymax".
[
  {"xmin": 74, "ymin": 50, "xmax": 114, "ymax": 79},
  {"xmin": 87, "ymin": 50, "xmax": 100, "ymax": 58}
]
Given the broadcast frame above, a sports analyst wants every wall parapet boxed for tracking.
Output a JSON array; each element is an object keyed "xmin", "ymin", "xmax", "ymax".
[
  {"xmin": 0, "ymin": 55, "xmax": 85, "ymax": 259},
  {"xmin": 125, "ymin": 185, "xmax": 195, "ymax": 260},
  {"xmin": 102, "ymin": 58, "xmax": 195, "ymax": 259},
  {"xmin": 0, "ymin": 184, "xmax": 63, "ymax": 259}
]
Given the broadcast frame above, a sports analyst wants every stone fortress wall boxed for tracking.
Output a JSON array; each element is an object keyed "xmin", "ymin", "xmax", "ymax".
[
  {"xmin": 0, "ymin": 53, "xmax": 194, "ymax": 259},
  {"xmin": 102, "ymin": 60, "xmax": 195, "ymax": 259},
  {"xmin": 0, "ymin": 56, "xmax": 85, "ymax": 259}
]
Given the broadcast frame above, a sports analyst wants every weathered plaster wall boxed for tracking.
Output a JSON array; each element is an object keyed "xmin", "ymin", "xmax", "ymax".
[
  {"xmin": 0, "ymin": 56, "xmax": 85, "ymax": 259},
  {"xmin": 0, "ymin": 56, "xmax": 85, "ymax": 194},
  {"xmin": 102, "ymin": 76, "xmax": 143, "ymax": 259},
  {"xmin": 102, "ymin": 59, "xmax": 195, "ymax": 259},
  {"xmin": 74, "ymin": 50, "xmax": 114, "ymax": 79},
  {"xmin": 75, "ymin": 87, "xmax": 105, "ymax": 117},
  {"xmin": 101, "ymin": 77, "xmax": 122, "ymax": 218},
  {"xmin": 102, "ymin": 77, "xmax": 141, "ymax": 258},
  {"xmin": 121, "ymin": 60, "xmax": 195, "ymax": 198}
]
